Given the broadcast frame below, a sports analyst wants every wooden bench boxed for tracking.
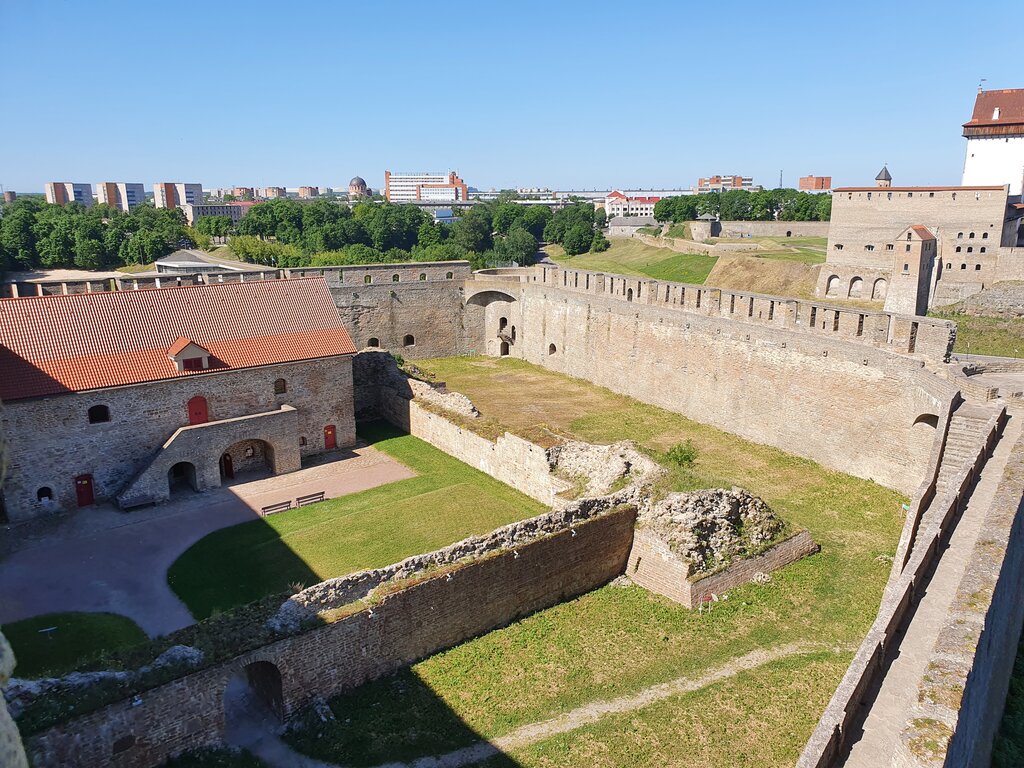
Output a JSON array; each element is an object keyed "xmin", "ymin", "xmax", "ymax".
[
  {"xmin": 260, "ymin": 500, "xmax": 292, "ymax": 517},
  {"xmin": 296, "ymin": 491, "xmax": 326, "ymax": 507}
]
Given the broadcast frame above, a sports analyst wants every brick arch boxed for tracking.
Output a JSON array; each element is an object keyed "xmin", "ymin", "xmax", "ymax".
[{"xmin": 465, "ymin": 289, "xmax": 517, "ymax": 306}]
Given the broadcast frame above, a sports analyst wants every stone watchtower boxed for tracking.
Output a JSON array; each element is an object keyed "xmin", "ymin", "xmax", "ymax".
[{"xmin": 875, "ymin": 165, "xmax": 893, "ymax": 188}]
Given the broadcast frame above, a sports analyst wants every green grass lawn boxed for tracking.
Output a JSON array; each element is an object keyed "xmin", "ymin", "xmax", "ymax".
[
  {"xmin": 168, "ymin": 422, "xmax": 545, "ymax": 619},
  {"xmin": 3, "ymin": 612, "xmax": 147, "ymax": 678},
  {"xmin": 709, "ymin": 236, "xmax": 827, "ymax": 265},
  {"xmin": 286, "ymin": 357, "xmax": 904, "ymax": 767},
  {"xmin": 931, "ymin": 312, "xmax": 1024, "ymax": 358},
  {"xmin": 546, "ymin": 237, "xmax": 717, "ymax": 285}
]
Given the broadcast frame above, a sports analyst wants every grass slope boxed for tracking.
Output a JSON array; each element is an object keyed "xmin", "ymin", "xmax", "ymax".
[
  {"xmin": 168, "ymin": 422, "xmax": 545, "ymax": 619},
  {"xmin": 286, "ymin": 357, "xmax": 904, "ymax": 767},
  {"xmin": 546, "ymin": 237, "xmax": 717, "ymax": 285},
  {"xmin": 931, "ymin": 311, "xmax": 1024, "ymax": 358},
  {"xmin": 706, "ymin": 254, "xmax": 821, "ymax": 299},
  {"xmin": 3, "ymin": 612, "xmax": 147, "ymax": 678},
  {"xmin": 709, "ymin": 235, "xmax": 827, "ymax": 265}
]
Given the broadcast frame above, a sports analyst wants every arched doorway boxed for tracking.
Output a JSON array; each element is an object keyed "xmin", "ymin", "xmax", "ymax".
[
  {"xmin": 168, "ymin": 462, "xmax": 198, "ymax": 494},
  {"xmin": 500, "ymin": 341, "xmax": 510, "ymax": 356},
  {"xmin": 224, "ymin": 661, "xmax": 285, "ymax": 747},
  {"xmin": 219, "ymin": 453, "xmax": 234, "ymax": 480},
  {"xmin": 221, "ymin": 439, "xmax": 275, "ymax": 481},
  {"xmin": 626, "ymin": 288, "xmax": 634, "ymax": 302},
  {"xmin": 826, "ymin": 275, "xmax": 840, "ymax": 296}
]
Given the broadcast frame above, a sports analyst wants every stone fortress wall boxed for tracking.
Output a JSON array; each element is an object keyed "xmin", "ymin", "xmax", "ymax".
[{"xmin": 469, "ymin": 266, "xmax": 956, "ymax": 495}]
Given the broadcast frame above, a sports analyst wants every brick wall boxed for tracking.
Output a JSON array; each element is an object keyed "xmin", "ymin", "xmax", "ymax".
[
  {"xmin": 25, "ymin": 507, "xmax": 637, "ymax": 768},
  {"xmin": 628, "ymin": 529, "xmax": 819, "ymax": 608}
]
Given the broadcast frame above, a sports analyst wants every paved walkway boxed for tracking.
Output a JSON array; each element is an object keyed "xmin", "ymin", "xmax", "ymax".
[
  {"xmin": 0, "ymin": 445, "xmax": 414, "ymax": 636},
  {"xmin": 838, "ymin": 414, "xmax": 1022, "ymax": 767}
]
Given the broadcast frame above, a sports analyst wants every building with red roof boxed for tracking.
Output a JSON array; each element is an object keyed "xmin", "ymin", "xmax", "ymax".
[
  {"xmin": 962, "ymin": 88, "xmax": 1024, "ymax": 195},
  {"xmin": 0, "ymin": 277, "xmax": 357, "ymax": 520}
]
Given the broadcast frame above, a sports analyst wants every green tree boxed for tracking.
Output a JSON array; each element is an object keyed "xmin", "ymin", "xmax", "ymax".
[
  {"xmin": 594, "ymin": 207, "xmax": 607, "ymax": 228},
  {"xmin": 591, "ymin": 229, "xmax": 610, "ymax": 252},
  {"xmin": 563, "ymin": 222, "xmax": 592, "ymax": 255},
  {"xmin": 494, "ymin": 226, "xmax": 537, "ymax": 265}
]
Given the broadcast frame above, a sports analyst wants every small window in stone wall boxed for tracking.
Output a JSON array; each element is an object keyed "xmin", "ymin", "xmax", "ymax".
[
  {"xmin": 548, "ymin": 343, "xmax": 557, "ymax": 355},
  {"xmin": 975, "ymin": 264, "xmax": 982, "ymax": 271},
  {"xmin": 274, "ymin": 378, "xmax": 287, "ymax": 395},
  {"xmin": 392, "ymin": 274, "xmax": 400, "ymax": 282},
  {"xmin": 88, "ymin": 404, "xmax": 110, "ymax": 424},
  {"xmin": 367, "ymin": 337, "xmax": 380, "ymax": 347},
  {"xmin": 37, "ymin": 487, "xmax": 53, "ymax": 501},
  {"xmin": 419, "ymin": 273, "xmax": 427, "ymax": 281},
  {"xmin": 980, "ymin": 247, "xmax": 986, "ymax": 253},
  {"xmin": 364, "ymin": 275, "xmax": 372, "ymax": 284},
  {"xmin": 961, "ymin": 263, "xmax": 967, "ymax": 270},
  {"xmin": 982, "ymin": 232, "xmax": 989, "ymax": 239},
  {"xmin": 446, "ymin": 272, "xmax": 454, "ymax": 279},
  {"xmin": 404, "ymin": 334, "xmax": 415, "ymax": 347},
  {"xmin": 300, "ymin": 436, "xmax": 307, "ymax": 446}
]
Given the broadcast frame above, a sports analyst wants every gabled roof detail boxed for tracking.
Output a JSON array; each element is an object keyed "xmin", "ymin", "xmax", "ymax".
[
  {"xmin": 0, "ymin": 278, "xmax": 356, "ymax": 401},
  {"xmin": 876, "ymin": 166, "xmax": 892, "ymax": 182},
  {"xmin": 167, "ymin": 336, "xmax": 207, "ymax": 357},
  {"xmin": 909, "ymin": 225, "xmax": 936, "ymax": 241}
]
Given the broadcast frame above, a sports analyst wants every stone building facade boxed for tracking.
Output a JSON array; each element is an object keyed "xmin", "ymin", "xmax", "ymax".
[
  {"xmin": 818, "ymin": 178, "xmax": 1024, "ymax": 308},
  {"xmin": 0, "ymin": 278, "xmax": 356, "ymax": 521}
]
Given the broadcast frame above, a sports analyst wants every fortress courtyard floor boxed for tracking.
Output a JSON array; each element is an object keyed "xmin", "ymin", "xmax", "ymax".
[{"xmin": 0, "ymin": 444, "xmax": 414, "ymax": 636}]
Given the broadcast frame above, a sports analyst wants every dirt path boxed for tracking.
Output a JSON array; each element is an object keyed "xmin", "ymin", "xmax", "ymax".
[{"xmin": 369, "ymin": 641, "xmax": 833, "ymax": 768}]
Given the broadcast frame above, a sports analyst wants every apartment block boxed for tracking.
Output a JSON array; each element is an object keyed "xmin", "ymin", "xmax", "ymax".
[
  {"xmin": 154, "ymin": 183, "xmax": 203, "ymax": 209},
  {"xmin": 45, "ymin": 182, "xmax": 93, "ymax": 207},
  {"xmin": 97, "ymin": 182, "xmax": 146, "ymax": 211},
  {"xmin": 799, "ymin": 175, "xmax": 832, "ymax": 191},
  {"xmin": 693, "ymin": 175, "xmax": 762, "ymax": 194}
]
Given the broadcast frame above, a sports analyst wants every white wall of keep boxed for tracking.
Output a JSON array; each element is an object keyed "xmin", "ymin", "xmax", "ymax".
[{"xmin": 962, "ymin": 136, "xmax": 1024, "ymax": 195}]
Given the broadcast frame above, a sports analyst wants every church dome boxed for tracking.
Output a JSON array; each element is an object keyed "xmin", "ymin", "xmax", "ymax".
[{"xmin": 349, "ymin": 176, "xmax": 367, "ymax": 188}]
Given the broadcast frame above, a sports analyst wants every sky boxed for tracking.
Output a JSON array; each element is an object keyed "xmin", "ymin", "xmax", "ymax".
[{"xmin": 1, "ymin": 0, "xmax": 1020, "ymax": 194}]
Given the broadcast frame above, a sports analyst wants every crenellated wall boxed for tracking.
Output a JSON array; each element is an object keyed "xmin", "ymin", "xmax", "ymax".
[{"xmin": 467, "ymin": 268, "xmax": 956, "ymax": 495}]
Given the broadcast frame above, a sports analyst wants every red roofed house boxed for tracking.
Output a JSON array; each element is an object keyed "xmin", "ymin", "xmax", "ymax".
[
  {"xmin": 0, "ymin": 277, "xmax": 357, "ymax": 521},
  {"xmin": 962, "ymin": 88, "xmax": 1024, "ymax": 195},
  {"xmin": 604, "ymin": 191, "xmax": 662, "ymax": 219}
]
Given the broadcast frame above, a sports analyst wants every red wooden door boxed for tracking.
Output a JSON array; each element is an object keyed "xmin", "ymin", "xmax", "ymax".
[
  {"xmin": 187, "ymin": 396, "xmax": 209, "ymax": 425},
  {"xmin": 75, "ymin": 474, "xmax": 95, "ymax": 507},
  {"xmin": 324, "ymin": 424, "xmax": 336, "ymax": 450}
]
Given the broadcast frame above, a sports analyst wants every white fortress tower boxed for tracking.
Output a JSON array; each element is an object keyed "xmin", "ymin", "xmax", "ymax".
[{"xmin": 962, "ymin": 88, "xmax": 1024, "ymax": 195}]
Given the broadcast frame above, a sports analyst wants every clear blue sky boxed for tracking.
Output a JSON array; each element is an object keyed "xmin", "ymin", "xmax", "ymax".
[{"xmin": 1, "ymin": 0, "xmax": 1019, "ymax": 193}]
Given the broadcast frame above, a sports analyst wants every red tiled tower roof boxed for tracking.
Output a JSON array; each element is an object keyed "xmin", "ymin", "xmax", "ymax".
[
  {"xmin": 0, "ymin": 278, "xmax": 356, "ymax": 401},
  {"xmin": 963, "ymin": 89, "xmax": 1024, "ymax": 137}
]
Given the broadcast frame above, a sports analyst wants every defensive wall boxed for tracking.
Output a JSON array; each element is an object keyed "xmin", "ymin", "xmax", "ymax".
[
  {"xmin": 468, "ymin": 266, "xmax": 957, "ymax": 495},
  {"xmin": 25, "ymin": 506, "xmax": 637, "ymax": 768}
]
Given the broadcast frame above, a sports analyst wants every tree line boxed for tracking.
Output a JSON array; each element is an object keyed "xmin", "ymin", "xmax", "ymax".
[
  {"xmin": 653, "ymin": 188, "xmax": 831, "ymax": 223},
  {"xmin": 0, "ymin": 198, "xmax": 199, "ymax": 272}
]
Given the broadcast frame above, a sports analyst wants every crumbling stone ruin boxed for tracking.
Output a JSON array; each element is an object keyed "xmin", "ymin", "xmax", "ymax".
[{"xmin": 637, "ymin": 488, "xmax": 785, "ymax": 576}]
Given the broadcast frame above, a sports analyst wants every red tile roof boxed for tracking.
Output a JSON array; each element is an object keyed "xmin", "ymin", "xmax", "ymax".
[
  {"xmin": 910, "ymin": 225, "xmax": 935, "ymax": 241},
  {"xmin": 0, "ymin": 278, "xmax": 356, "ymax": 401},
  {"xmin": 964, "ymin": 89, "xmax": 1024, "ymax": 127},
  {"xmin": 167, "ymin": 336, "xmax": 199, "ymax": 357}
]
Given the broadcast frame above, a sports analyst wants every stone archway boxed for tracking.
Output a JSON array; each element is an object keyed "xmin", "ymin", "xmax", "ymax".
[
  {"xmin": 168, "ymin": 461, "xmax": 198, "ymax": 494},
  {"xmin": 224, "ymin": 660, "xmax": 285, "ymax": 748},
  {"xmin": 220, "ymin": 439, "xmax": 277, "ymax": 481}
]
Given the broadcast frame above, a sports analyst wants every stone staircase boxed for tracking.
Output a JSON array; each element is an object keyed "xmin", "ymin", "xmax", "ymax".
[{"xmin": 933, "ymin": 403, "xmax": 1000, "ymax": 500}]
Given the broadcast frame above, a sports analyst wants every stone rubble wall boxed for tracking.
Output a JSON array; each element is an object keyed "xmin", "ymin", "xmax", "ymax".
[
  {"xmin": 548, "ymin": 440, "xmax": 663, "ymax": 497},
  {"xmin": 24, "ymin": 507, "xmax": 637, "ymax": 768}
]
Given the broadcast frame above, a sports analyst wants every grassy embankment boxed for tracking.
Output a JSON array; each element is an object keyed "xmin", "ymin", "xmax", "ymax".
[
  {"xmin": 284, "ymin": 356, "xmax": 905, "ymax": 767},
  {"xmin": 930, "ymin": 312, "xmax": 1024, "ymax": 358},
  {"xmin": 3, "ymin": 612, "xmax": 147, "ymax": 678},
  {"xmin": 545, "ymin": 237, "xmax": 718, "ymax": 285},
  {"xmin": 168, "ymin": 422, "xmax": 545, "ymax": 620}
]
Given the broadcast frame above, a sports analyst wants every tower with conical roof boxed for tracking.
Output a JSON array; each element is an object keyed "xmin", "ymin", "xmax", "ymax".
[{"xmin": 875, "ymin": 165, "xmax": 892, "ymax": 188}]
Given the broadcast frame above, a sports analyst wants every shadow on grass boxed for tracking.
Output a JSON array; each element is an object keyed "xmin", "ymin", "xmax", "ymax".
[{"xmin": 285, "ymin": 666, "xmax": 521, "ymax": 768}]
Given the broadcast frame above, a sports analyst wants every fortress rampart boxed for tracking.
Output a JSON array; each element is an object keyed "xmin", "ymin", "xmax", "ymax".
[{"xmin": 469, "ymin": 267, "xmax": 956, "ymax": 494}]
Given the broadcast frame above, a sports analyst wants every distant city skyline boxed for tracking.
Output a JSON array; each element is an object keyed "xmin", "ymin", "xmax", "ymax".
[{"xmin": 1, "ymin": 0, "xmax": 1019, "ymax": 193}]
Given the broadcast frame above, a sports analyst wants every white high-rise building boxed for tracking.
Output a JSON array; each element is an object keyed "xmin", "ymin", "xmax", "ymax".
[
  {"xmin": 96, "ymin": 182, "xmax": 146, "ymax": 211},
  {"xmin": 44, "ymin": 182, "xmax": 93, "ymax": 207},
  {"xmin": 962, "ymin": 88, "xmax": 1024, "ymax": 196},
  {"xmin": 384, "ymin": 171, "xmax": 468, "ymax": 203},
  {"xmin": 153, "ymin": 183, "xmax": 203, "ymax": 209}
]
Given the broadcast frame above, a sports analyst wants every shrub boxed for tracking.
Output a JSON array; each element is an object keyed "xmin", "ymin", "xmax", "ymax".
[
  {"xmin": 666, "ymin": 440, "xmax": 698, "ymax": 467},
  {"xmin": 390, "ymin": 353, "xmax": 405, "ymax": 368}
]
